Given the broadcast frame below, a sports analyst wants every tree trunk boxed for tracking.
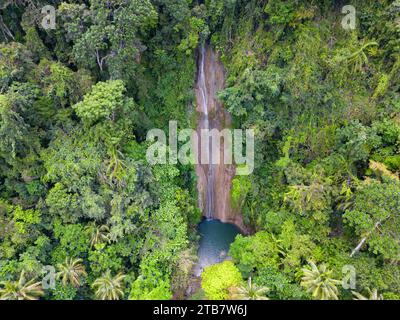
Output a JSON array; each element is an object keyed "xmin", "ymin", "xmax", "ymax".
[{"xmin": 350, "ymin": 221, "xmax": 382, "ymax": 257}]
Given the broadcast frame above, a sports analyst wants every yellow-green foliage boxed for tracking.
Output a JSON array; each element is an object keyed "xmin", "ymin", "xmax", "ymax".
[
  {"xmin": 372, "ymin": 73, "xmax": 390, "ymax": 100},
  {"xmin": 231, "ymin": 174, "xmax": 251, "ymax": 209},
  {"xmin": 201, "ymin": 261, "xmax": 242, "ymax": 300},
  {"xmin": 73, "ymin": 80, "xmax": 126, "ymax": 124}
]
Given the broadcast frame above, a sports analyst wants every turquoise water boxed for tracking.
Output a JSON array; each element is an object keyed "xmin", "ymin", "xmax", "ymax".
[{"xmin": 194, "ymin": 219, "xmax": 241, "ymax": 276}]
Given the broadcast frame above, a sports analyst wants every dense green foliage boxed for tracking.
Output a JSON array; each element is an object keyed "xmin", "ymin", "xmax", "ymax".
[
  {"xmin": 0, "ymin": 0, "xmax": 201, "ymax": 300},
  {"xmin": 0, "ymin": 0, "xmax": 399, "ymax": 300},
  {"xmin": 201, "ymin": 260, "xmax": 242, "ymax": 300},
  {"xmin": 214, "ymin": 0, "xmax": 400, "ymax": 300}
]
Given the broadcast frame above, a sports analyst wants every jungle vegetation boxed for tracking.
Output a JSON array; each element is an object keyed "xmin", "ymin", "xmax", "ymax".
[{"xmin": 0, "ymin": 0, "xmax": 399, "ymax": 300}]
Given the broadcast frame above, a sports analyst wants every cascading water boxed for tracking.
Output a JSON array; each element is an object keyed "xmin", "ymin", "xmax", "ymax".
[
  {"xmin": 195, "ymin": 43, "xmax": 247, "ymax": 231},
  {"xmin": 198, "ymin": 45, "xmax": 214, "ymax": 219},
  {"xmin": 199, "ymin": 46, "xmax": 208, "ymax": 117},
  {"xmin": 190, "ymin": 43, "xmax": 247, "ymax": 283}
]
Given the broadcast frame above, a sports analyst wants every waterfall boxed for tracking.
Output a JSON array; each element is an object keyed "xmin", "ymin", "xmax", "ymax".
[
  {"xmin": 198, "ymin": 45, "xmax": 214, "ymax": 219},
  {"xmin": 196, "ymin": 44, "xmax": 245, "ymax": 230},
  {"xmin": 199, "ymin": 46, "xmax": 208, "ymax": 117}
]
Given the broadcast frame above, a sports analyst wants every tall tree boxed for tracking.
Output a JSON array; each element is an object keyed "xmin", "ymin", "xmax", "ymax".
[
  {"xmin": 344, "ymin": 180, "xmax": 400, "ymax": 260},
  {"xmin": 231, "ymin": 278, "xmax": 270, "ymax": 300},
  {"xmin": 70, "ymin": 0, "xmax": 157, "ymax": 79},
  {"xmin": 85, "ymin": 223, "xmax": 111, "ymax": 248},
  {"xmin": 300, "ymin": 262, "xmax": 341, "ymax": 300},
  {"xmin": 0, "ymin": 271, "xmax": 43, "ymax": 300},
  {"xmin": 56, "ymin": 257, "xmax": 87, "ymax": 287},
  {"xmin": 92, "ymin": 270, "xmax": 126, "ymax": 300},
  {"xmin": 352, "ymin": 288, "xmax": 383, "ymax": 300}
]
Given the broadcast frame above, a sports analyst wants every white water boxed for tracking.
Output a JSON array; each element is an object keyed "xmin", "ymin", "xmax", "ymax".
[
  {"xmin": 199, "ymin": 46, "xmax": 208, "ymax": 117},
  {"xmin": 198, "ymin": 46, "xmax": 214, "ymax": 219}
]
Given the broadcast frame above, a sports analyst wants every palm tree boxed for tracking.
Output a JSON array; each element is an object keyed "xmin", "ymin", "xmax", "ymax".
[
  {"xmin": 0, "ymin": 270, "xmax": 44, "ymax": 300},
  {"xmin": 106, "ymin": 147, "xmax": 126, "ymax": 187},
  {"xmin": 85, "ymin": 223, "xmax": 111, "ymax": 247},
  {"xmin": 352, "ymin": 288, "xmax": 383, "ymax": 300},
  {"xmin": 92, "ymin": 270, "xmax": 126, "ymax": 300},
  {"xmin": 231, "ymin": 278, "xmax": 270, "ymax": 300},
  {"xmin": 56, "ymin": 257, "xmax": 87, "ymax": 287},
  {"xmin": 338, "ymin": 41, "xmax": 379, "ymax": 73},
  {"xmin": 300, "ymin": 261, "xmax": 341, "ymax": 300}
]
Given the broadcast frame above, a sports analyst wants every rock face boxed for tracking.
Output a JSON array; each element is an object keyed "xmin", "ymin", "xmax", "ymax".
[{"xmin": 195, "ymin": 44, "xmax": 247, "ymax": 232}]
